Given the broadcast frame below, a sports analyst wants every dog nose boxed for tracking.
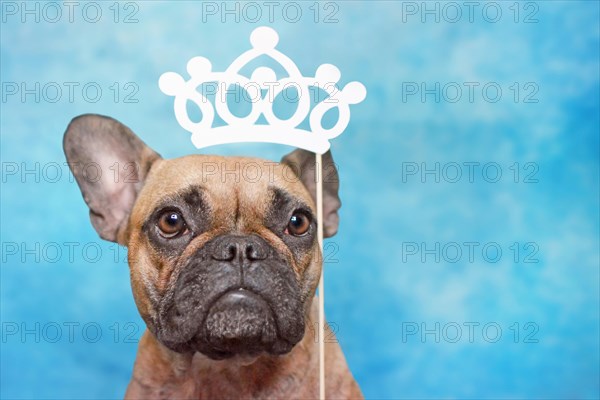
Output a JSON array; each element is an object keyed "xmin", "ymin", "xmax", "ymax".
[{"xmin": 211, "ymin": 234, "xmax": 269, "ymax": 262}]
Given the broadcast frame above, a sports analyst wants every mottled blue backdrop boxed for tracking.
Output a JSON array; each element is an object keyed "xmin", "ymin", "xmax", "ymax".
[{"xmin": 1, "ymin": 1, "xmax": 599, "ymax": 399}]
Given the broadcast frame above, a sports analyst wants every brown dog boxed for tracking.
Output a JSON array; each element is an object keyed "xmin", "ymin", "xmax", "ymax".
[{"xmin": 63, "ymin": 114, "xmax": 362, "ymax": 399}]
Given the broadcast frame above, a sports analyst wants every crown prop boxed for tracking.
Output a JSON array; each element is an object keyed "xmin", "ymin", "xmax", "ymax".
[{"xmin": 158, "ymin": 26, "xmax": 366, "ymax": 154}]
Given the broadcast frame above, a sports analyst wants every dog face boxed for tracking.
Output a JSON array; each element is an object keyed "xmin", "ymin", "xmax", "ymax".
[
  {"xmin": 63, "ymin": 114, "xmax": 341, "ymax": 360},
  {"xmin": 127, "ymin": 156, "xmax": 322, "ymax": 359}
]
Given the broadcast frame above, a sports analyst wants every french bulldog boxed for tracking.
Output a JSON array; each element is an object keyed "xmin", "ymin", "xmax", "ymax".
[{"xmin": 63, "ymin": 114, "xmax": 362, "ymax": 399}]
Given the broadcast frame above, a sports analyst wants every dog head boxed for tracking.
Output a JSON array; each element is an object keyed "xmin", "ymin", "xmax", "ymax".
[{"xmin": 63, "ymin": 114, "xmax": 341, "ymax": 360}]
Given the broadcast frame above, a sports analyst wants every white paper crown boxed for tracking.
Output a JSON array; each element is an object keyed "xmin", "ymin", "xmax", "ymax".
[{"xmin": 158, "ymin": 26, "xmax": 366, "ymax": 154}]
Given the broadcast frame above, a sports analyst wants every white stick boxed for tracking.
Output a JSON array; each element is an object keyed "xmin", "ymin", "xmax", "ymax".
[{"xmin": 316, "ymin": 152, "xmax": 325, "ymax": 400}]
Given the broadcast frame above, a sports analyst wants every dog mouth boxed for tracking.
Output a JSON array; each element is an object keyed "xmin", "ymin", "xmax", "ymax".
[
  {"xmin": 158, "ymin": 287, "xmax": 298, "ymax": 360},
  {"xmin": 200, "ymin": 288, "xmax": 281, "ymax": 358}
]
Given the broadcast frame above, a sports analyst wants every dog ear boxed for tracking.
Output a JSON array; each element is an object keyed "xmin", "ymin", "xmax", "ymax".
[
  {"xmin": 63, "ymin": 114, "xmax": 161, "ymax": 244},
  {"xmin": 281, "ymin": 149, "xmax": 341, "ymax": 238}
]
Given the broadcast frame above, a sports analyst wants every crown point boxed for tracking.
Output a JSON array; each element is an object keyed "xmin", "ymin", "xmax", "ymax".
[
  {"xmin": 316, "ymin": 64, "xmax": 341, "ymax": 83},
  {"xmin": 158, "ymin": 72, "xmax": 185, "ymax": 96},
  {"xmin": 342, "ymin": 81, "xmax": 367, "ymax": 104},
  {"xmin": 187, "ymin": 56, "xmax": 212, "ymax": 76},
  {"xmin": 250, "ymin": 26, "xmax": 279, "ymax": 50}
]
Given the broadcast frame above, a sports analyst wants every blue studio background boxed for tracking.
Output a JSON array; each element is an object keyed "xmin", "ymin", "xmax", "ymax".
[{"xmin": 1, "ymin": 1, "xmax": 599, "ymax": 399}]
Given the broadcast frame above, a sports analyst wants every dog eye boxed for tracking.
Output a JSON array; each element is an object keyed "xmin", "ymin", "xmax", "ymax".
[
  {"xmin": 287, "ymin": 211, "xmax": 311, "ymax": 236},
  {"xmin": 157, "ymin": 211, "xmax": 186, "ymax": 238}
]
